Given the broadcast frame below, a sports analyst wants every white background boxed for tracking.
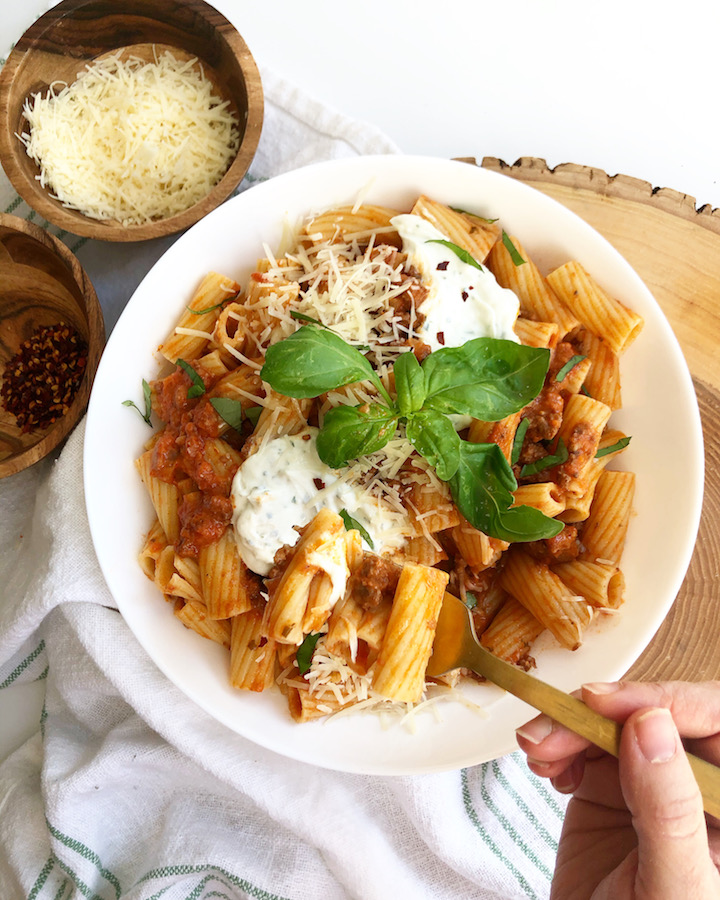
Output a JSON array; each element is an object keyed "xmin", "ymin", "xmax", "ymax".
[{"xmin": 2, "ymin": 0, "xmax": 718, "ymax": 759}]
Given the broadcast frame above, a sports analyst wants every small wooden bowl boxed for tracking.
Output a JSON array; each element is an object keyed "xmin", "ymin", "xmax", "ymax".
[
  {"xmin": 0, "ymin": 215, "xmax": 105, "ymax": 478},
  {"xmin": 0, "ymin": 0, "xmax": 264, "ymax": 242}
]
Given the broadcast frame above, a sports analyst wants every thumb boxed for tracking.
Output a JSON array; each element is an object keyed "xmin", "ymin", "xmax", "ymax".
[{"xmin": 620, "ymin": 707, "xmax": 719, "ymax": 898}]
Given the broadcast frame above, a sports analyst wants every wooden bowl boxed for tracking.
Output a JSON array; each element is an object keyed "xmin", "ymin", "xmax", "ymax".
[
  {"xmin": 0, "ymin": 214, "xmax": 105, "ymax": 478},
  {"xmin": 0, "ymin": 0, "xmax": 264, "ymax": 242}
]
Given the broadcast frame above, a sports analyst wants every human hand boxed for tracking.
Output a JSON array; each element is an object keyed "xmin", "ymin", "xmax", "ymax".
[{"xmin": 515, "ymin": 681, "xmax": 720, "ymax": 899}]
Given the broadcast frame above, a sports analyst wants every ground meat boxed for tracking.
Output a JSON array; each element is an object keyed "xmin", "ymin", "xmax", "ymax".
[
  {"xmin": 524, "ymin": 525, "xmax": 583, "ymax": 564},
  {"xmin": 523, "ymin": 383, "xmax": 565, "ymax": 443},
  {"xmin": 548, "ymin": 341, "xmax": 580, "ymax": 383},
  {"xmin": 176, "ymin": 492, "xmax": 233, "ymax": 558},
  {"xmin": 555, "ymin": 422, "xmax": 597, "ymax": 490},
  {"xmin": 347, "ymin": 553, "xmax": 402, "ymax": 611}
]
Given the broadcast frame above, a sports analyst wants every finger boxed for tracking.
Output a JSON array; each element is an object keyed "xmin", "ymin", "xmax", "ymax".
[
  {"xmin": 582, "ymin": 680, "xmax": 720, "ymax": 741},
  {"xmin": 620, "ymin": 706, "xmax": 720, "ymax": 897},
  {"xmin": 515, "ymin": 711, "xmax": 593, "ymax": 762},
  {"xmin": 525, "ymin": 751, "xmax": 584, "ymax": 784}
]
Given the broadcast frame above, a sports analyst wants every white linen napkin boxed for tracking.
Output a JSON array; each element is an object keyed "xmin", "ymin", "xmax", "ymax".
[{"xmin": 0, "ymin": 49, "xmax": 568, "ymax": 900}]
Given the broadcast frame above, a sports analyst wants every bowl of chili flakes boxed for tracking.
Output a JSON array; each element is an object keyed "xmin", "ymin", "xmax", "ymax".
[{"xmin": 0, "ymin": 214, "xmax": 104, "ymax": 477}]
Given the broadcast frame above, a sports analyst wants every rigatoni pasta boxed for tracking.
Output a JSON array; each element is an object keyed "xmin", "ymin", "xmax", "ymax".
[{"xmin": 131, "ymin": 193, "xmax": 642, "ymax": 724}]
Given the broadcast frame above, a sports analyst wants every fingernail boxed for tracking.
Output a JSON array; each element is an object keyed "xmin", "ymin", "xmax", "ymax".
[
  {"xmin": 635, "ymin": 708, "xmax": 678, "ymax": 763},
  {"xmin": 582, "ymin": 681, "xmax": 621, "ymax": 695},
  {"xmin": 552, "ymin": 768, "xmax": 578, "ymax": 794},
  {"xmin": 516, "ymin": 714, "xmax": 554, "ymax": 745}
]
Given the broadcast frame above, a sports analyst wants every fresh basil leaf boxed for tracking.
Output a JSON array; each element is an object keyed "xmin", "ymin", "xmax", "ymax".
[
  {"xmin": 393, "ymin": 350, "xmax": 426, "ymax": 416},
  {"xmin": 339, "ymin": 509, "xmax": 375, "ymax": 549},
  {"xmin": 122, "ymin": 378, "xmax": 153, "ymax": 426},
  {"xmin": 465, "ymin": 591, "xmax": 478, "ymax": 610},
  {"xmin": 405, "ymin": 409, "xmax": 461, "ymax": 481},
  {"xmin": 425, "ymin": 239, "xmax": 483, "ymax": 270},
  {"xmin": 449, "ymin": 441, "xmax": 563, "ymax": 542},
  {"xmin": 316, "ymin": 403, "xmax": 398, "ymax": 468},
  {"xmin": 176, "ymin": 359, "xmax": 206, "ymax": 399},
  {"xmin": 296, "ymin": 632, "xmax": 323, "ymax": 675},
  {"xmin": 595, "ymin": 435, "xmax": 631, "ymax": 458},
  {"xmin": 520, "ymin": 437, "xmax": 569, "ymax": 477},
  {"xmin": 261, "ymin": 326, "xmax": 380, "ymax": 398},
  {"xmin": 421, "ymin": 338, "xmax": 550, "ymax": 420},
  {"xmin": 209, "ymin": 397, "xmax": 245, "ymax": 432},
  {"xmin": 501, "ymin": 231, "xmax": 526, "ymax": 266},
  {"xmin": 555, "ymin": 354, "xmax": 587, "ymax": 382},
  {"xmin": 511, "ymin": 417, "xmax": 530, "ymax": 465},
  {"xmin": 245, "ymin": 405, "xmax": 263, "ymax": 426}
]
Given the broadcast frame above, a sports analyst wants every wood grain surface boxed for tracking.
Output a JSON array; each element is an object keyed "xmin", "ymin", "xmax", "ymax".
[
  {"xmin": 477, "ymin": 156, "xmax": 720, "ymax": 682},
  {"xmin": 0, "ymin": 214, "xmax": 104, "ymax": 478}
]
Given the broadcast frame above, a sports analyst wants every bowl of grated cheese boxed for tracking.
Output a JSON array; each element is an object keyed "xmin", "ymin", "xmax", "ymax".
[{"xmin": 0, "ymin": 0, "xmax": 264, "ymax": 242}]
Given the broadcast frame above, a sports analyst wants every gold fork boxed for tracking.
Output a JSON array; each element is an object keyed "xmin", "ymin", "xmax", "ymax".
[{"xmin": 426, "ymin": 592, "xmax": 720, "ymax": 819}]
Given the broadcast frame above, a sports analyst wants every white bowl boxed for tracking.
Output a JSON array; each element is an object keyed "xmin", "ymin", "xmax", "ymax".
[{"xmin": 84, "ymin": 155, "xmax": 703, "ymax": 775}]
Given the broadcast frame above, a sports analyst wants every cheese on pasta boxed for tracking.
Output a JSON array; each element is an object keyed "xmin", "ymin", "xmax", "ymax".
[
  {"xmin": 19, "ymin": 51, "xmax": 240, "ymax": 225},
  {"xmin": 231, "ymin": 426, "xmax": 411, "ymax": 575}
]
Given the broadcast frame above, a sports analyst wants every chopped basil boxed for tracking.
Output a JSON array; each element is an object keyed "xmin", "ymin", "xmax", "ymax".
[
  {"xmin": 176, "ymin": 359, "xmax": 205, "ymax": 399},
  {"xmin": 511, "ymin": 417, "xmax": 530, "ymax": 465},
  {"xmin": 186, "ymin": 297, "xmax": 234, "ymax": 315},
  {"xmin": 209, "ymin": 397, "xmax": 245, "ymax": 432},
  {"xmin": 465, "ymin": 592, "xmax": 478, "ymax": 610},
  {"xmin": 339, "ymin": 509, "xmax": 375, "ymax": 549},
  {"xmin": 290, "ymin": 310, "xmax": 326, "ymax": 326},
  {"xmin": 425, "ymin": 239, "xmax": 483, "ymax": 270},
  {"xmin": 296, "ymin": 632, "xmax": 323, "ymax": 675},
  {"xmin": 245, "ymin": 405, "xmax": 263, "ymax": 426},
  {"xmin": 501, "ymin": 231, "xmax": 526, "ymax": 266},
  {"xmin": 520, "ymin": 437, "xmax": 569, "ymax": 477},
  {"xmin": 595, "ymin": 435, "xmax": 631, "ymax": 458},
  {"xmin": 555, "ymin": 354, "xmax": 587, "ymax": 382},
  {"xmin": 450, "ymin": 206, "xmax": 499, "ymax": 224},
  {"xmin": 122, "ymin": 378, "xmax": 153, "ymax": 426}
]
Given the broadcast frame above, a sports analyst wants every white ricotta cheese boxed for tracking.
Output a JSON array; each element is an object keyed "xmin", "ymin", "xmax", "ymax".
[
  {"xmin": 391, "ymin": 213, "xmax": 520, "ymax": 350},
  {"xmin": 231, "ymin": 426, "xmax": 406, "ymax": 575}
]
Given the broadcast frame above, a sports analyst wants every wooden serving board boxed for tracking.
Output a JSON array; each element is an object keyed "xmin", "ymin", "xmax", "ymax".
[{"xmin": 474, "ymin": 157, "xmax": 720, "ymax": 682}]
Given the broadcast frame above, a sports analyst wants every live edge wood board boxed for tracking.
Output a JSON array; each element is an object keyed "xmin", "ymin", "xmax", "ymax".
[{"xmin": 474, "ymin": 156, "xmax": 720, "ymax": 682}]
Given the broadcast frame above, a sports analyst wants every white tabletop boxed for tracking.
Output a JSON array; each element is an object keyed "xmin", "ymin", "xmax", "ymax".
[{"xmin": 1, "ymin": 0, "xmax": 718, "ymax": 761}]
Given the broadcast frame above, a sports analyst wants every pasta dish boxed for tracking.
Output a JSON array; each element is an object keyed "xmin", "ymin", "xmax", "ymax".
[{"xmin": 131, "ymin": 195, "xmax": 642, "ymax": 722}]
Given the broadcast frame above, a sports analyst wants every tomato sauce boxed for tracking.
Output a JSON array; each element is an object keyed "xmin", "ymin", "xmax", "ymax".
[{"xmin": 149, "ymin": 363, "xmax": 243, "ymax": 558}]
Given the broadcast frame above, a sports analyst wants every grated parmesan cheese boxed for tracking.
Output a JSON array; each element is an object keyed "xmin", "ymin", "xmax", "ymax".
[{"xmin": 19, "ymin": 50, "xmax": 240, "ymax": 226}]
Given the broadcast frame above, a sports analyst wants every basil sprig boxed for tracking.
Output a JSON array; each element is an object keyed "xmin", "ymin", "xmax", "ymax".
[
  {"xmin": 122, "ymin": 378, "xmax": 153, "ymax": 426},
  {"xmin": 261, "ymin": 325, "xmax": 561, "ymax": 542}
]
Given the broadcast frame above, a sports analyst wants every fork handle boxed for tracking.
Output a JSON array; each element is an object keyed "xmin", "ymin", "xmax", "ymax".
[{"xmin": 469, "ymin": 642, "xmax": 720, "ymax": 820}]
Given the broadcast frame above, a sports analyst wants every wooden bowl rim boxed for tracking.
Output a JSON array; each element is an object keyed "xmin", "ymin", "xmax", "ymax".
[
  {"xmin": 0, "ymin": 214, "xmax": 105, "ymax": 478},
  {"xmin": 0, "ymin": 0, "xmax": 264, "ymax": 243}
]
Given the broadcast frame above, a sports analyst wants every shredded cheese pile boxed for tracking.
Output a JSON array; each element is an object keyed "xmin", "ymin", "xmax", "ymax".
[
  {"xmin": 19, "ymin": 51, "xmax": 241, "ymax": 226},
  {"xmin": 263, "ymin": 235, "xmax": 420, "ymax": 366}
]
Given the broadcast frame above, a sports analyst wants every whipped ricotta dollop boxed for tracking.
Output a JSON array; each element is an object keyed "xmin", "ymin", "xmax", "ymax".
[
  {"xmin": 231, "ymin": 426, "xmax": 400, "ymax": 575},
  {"xmin": 391, "ymin": 213, "xmax": 520, "ymax": 351}
]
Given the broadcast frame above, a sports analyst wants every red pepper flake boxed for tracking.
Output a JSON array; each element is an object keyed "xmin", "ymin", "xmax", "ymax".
[
  {"xmin": 436, "ymin": 331, "xmax": 445, "ymax": 345},
  {"xmin": 1, "ymin": 321, "xmax": 88, "ymax": 433},
  {"xmin": 436, "ymin": 261, "xmax": 449, "ymax": 271},
  {"xmin": 313, "ymin": 477, "xmax": 325, "ymax": 491}
]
